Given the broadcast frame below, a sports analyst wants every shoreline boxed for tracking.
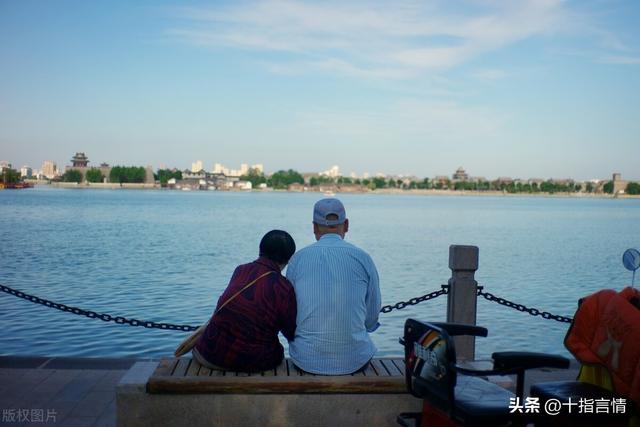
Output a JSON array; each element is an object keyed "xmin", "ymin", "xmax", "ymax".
[{"xmin": 36, "ymin": 182, "xmax": 640, "ymax": 199}]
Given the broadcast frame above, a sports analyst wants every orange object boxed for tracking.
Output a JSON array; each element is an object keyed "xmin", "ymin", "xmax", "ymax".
[{"xmin": 564, "ymin": 287, "xmax": 640, "ymax": 406}]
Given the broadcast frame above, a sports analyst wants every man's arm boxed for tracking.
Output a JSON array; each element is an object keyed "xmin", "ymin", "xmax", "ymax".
[{"xmin": 364, "ymin": 257, "xmax": 381, "ymax": 332}]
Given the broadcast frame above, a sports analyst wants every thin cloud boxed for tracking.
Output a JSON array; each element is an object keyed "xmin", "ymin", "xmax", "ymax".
[
  {"xmin": 472, "ymin": 68, "xmax": 508, "ymax": 81},
  {"xmin": 600, "ymin": 55, "xmax": 640, "ymax": 65},
  {"xmin": 168, "ymin": 0, "xmax": 571, "ymax": 79}
]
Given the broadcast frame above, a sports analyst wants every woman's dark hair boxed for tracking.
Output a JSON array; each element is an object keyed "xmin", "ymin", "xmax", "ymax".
[{"xmin": 259, "ymin": 230, "xmax": 296, "ymax": 265}]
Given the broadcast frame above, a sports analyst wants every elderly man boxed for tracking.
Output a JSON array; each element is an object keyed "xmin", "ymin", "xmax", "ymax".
[{"xmin": 286, "ymin": 198, "xmax": 381, "ymax": 375}]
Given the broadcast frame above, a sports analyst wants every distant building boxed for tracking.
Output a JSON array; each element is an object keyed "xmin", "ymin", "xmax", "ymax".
[
  {"xmin": 495, "ymin": 177, "xmax": 513, "ymax": 185},
  {"xmin": 1, "ymin": 161, "xmax": 12, "ymax": 170},
  {"xmin": 234, "ymin": 180, "xmax": 252, "ymax": 190},
  {"xmin": 191, "ymin": 160, "xmax": 203, "ymax": 173},
  {"xmin": 320, "ymin": 165, "xmax": 340, "ymax": 178},
  {"xmin": 433, "ymin": 175, "xmax": 450, "ymax": 187},
  {"xmin": 64, "ymin": 153, "xmax": 152, "ymax": 184},
  {"xmin": 20, "ymin": 166, "xmax": 32, "ymax": 178},
  {"xmin": 71, "ymin": 152, "xmax": 89, "ymax": 168},
  {"xmin": 42, "ymin": 161, "xmax": 58, "ymax": 179},
  {"xmin": 288, "ymin": 183, "xmax": 305, "ymax": 192},
  {"xmin": 211, "ymin": 162, "xmax": 258, "ymax": 177},
  {"xmin": 612, "ymin": 173, "xmax": 628, "ymax": 194},
  {"xmin": 65, "ymin": 153, "xmax": 91, "ymax": 181},
  {"xmin": 452, "ymin": 167, "xmax": 468, "ymax": 182}
]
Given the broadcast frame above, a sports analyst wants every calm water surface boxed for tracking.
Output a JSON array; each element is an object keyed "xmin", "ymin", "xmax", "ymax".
[{"xmin": 1, "ymin": 187, "xmax": 638, "ymax": 359}]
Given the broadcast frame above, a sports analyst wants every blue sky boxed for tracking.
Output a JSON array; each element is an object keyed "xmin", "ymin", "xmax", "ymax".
[{"xmin": 1, "ymin": 0, "xmax": 639, "ymax": 180}]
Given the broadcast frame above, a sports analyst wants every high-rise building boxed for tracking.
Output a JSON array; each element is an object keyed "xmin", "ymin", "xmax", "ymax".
[
  {"xmin": 251, "ymin": 164, "xmax": 264, "ymax": 174},
  {"xmin": 42, "ymin": 161, "xmax": 58, "ymax": 179},
  {"xmin": 321, "ymin": 165, "xmax": 340, "ymax": 178},
  {"xmin": 191, "ymin": 160, "xmax": 203, "ymax": 172},
  {"xmin": 240, "ymin": 163, "xmax": 249, "ymax": 176},
  {"xmin": 20, "ymin": 166, "xmax": 33, "ymax": 178}
]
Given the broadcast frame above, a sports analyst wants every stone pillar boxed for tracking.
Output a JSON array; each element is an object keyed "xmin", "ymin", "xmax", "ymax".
[{"xmin": 446, "ymin": 245, "xmax": 479, "ymax": 361}]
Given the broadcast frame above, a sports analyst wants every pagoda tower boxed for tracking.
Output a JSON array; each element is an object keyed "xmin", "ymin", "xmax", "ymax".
[{"xmin": 71, "ymin": 152, "xmax": 89, "ymax": 168}]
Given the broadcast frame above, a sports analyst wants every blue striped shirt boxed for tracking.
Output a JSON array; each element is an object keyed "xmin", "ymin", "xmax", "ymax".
[{"xmin": 286, "ymin": 233, "xmax": 381, "ymax": 375}]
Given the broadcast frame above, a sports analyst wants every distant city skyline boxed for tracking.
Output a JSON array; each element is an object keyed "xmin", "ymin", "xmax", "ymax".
[
  {"xmin": 1, "ymin": 1, "xmax": 639, "ymax": 181},
  {"xmin": 4, "ymin": 153, "xmax": 632, "ymax": 184}
]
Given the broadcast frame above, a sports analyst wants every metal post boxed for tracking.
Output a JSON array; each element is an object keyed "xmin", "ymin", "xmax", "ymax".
[{"xmin": 446, "ymin": 245, "xmax": 479, "ymax": 361}]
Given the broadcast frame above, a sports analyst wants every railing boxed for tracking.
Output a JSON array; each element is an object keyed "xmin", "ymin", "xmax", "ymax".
[{"xmin": 0, "ymin": 245, "xmax": 574, "ymax": 360}]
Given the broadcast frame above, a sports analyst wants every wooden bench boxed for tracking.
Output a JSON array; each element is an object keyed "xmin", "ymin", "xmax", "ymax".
[
  {"xmin": 117, "ymin": 357, "xmax": 421, "ymax": 426},
  {"xmin": 148, "ymin": 357, "xmax": 408, "ymax": 394}
]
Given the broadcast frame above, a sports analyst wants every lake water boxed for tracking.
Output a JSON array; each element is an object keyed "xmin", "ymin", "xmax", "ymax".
[{"xmin": 1, "ymin": 187, "xmax": 638, "ymax": 359}]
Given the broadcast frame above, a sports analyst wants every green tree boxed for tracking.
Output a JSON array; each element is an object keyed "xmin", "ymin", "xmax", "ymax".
[
  {"xmin": 156, "ymin": 169, "xmax": 182, "ymax": 184},
  {"xmin": 110, "ymin": 166, "xmax": 146, "ymax": 183},
  {"xmin": 586, "ymin": 182, "xmax": 594, "ymax": 193},
  {"xmin": 85, "ymin": 168, "xmax": 104, "ymax": 183},
  {"xmin": 240, "ymin": 168, "xmax": 266, "ymax": 188},
  {"xmin": 626, "ymin": 182, "xmax": 640, "ymax": 195},
  {"xmin": 267, "ymin": 169, "xmax": 304, "ymax": 189},
  {"xmin": 603, "ymin": 181, "xmax": 614, "ymax": 194},
  {"xmin": 372, "ymin": 177, "xmax": 387, "ymax": 189},
  {"xmin": 0, "ymin": 168, "xmax": 21, "ymax": 184},
  {"xmin": 156, "ymin": 169, "xmax": 183, "ymax": 186},
  {"xmin": 62, "ymin": 169, "xmax": 83, "ymax": 183}
]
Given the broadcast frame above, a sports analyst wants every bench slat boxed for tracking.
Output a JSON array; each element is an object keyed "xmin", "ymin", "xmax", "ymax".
[
  {"xmin": 285, "ymin": 359, "xmax": 297, "ymax": 376},
  {"xmin": 173, "ymin": 358, "xmax": 191, "ymax": 378},
  {"xmin": 274, "ymin": 359, "xmax": 287, "ymax": 377},
  {"xmin": 198, "ymin": 366, "xmax": 212, "ymax": 377},
  {"xmin": 381, "ymin": 358, "xmax": 402, "ymax": 376},
  {"xmin": 392, "ymin": 358, "xmax": 406, "ymax": 376},
  {"xmin": 210, "ymin": 368, "xmax": 225, "ymax": 377},
  {"xmin": 147, "ymin": 357, "xmax": 409, "ymax": 394},
  {"xmin": 363, "ymin": 362, "xmax": 377, "ymax": 377},
  {"xmin": 187, "ymin": 359, "xmax": 202, "ymax": 377},
  {"xmin": 370, "ymin": 359, "xmax": 390, "ymax": 376},
  {"xmin": 152, "ymin": 358, "xmax": 178, "ymax": 377}
]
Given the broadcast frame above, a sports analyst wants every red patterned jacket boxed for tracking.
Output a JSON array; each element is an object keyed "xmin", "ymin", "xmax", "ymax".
[{"xmin": 195, "ymin": 257, "xmax": 296, "ymax": 372}]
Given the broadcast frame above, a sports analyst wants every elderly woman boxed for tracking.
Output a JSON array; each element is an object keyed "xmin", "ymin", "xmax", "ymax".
[{"xmin": 192, "ymin": 230, "xmax": 297, "ymax": 372}]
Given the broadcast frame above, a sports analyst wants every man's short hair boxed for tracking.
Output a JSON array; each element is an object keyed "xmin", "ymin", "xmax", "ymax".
[
  {"xmin": 313, "ymin": 198, "xmax": 346, "ymax": 226},
  {"xmin": 259, "ymin": 230, "xmax": 296, "ymax": 264}
]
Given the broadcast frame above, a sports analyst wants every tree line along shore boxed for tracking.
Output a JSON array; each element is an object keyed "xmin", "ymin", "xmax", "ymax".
[{"xmin": 3, "ymin": 165, "xmax": 639, "ymax": 196}]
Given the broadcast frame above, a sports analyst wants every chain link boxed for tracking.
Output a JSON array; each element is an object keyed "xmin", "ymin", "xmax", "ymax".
[
  {"xmin": 0, "ymin": 284, "xmax": 199, "ymax": 331},
  {"xmin": 1, "ymin": 283, "xmax": 449, "ymax": 329},
  {"xmin": 477, "ymin": 287, "xmax": 573, "ymax": 323},
  {"xmin": 2, "ymin": 283, "xmax": 571, "ymax": 327},
  {"xmin": 380, "ymin": 285, "xmax": 449, "ymax": 313}
]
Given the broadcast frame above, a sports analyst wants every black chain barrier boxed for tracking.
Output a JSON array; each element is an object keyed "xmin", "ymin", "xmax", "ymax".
[
  {"xmin": 1, "ymin": 283, "xmax": 572, "ymax": 328},
  {"xmin": 477, "ymin": 287, "xmax": 573, "ymax": 323},
  {"xmin": 0, "ymin": 284, "xmax": 199, "ymax": 332},
  {"xmin": 0, "ymin": 283, "xmax": 449, "ymax": 330},
  {"xmin": 380, "ymin": 285, "xmax": 448, "ymax": 313}
]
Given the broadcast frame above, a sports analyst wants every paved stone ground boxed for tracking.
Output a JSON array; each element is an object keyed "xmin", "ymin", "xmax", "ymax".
[{"xmin": 0, "ymin": 356, "xmax": 154, "ymax": 427}]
